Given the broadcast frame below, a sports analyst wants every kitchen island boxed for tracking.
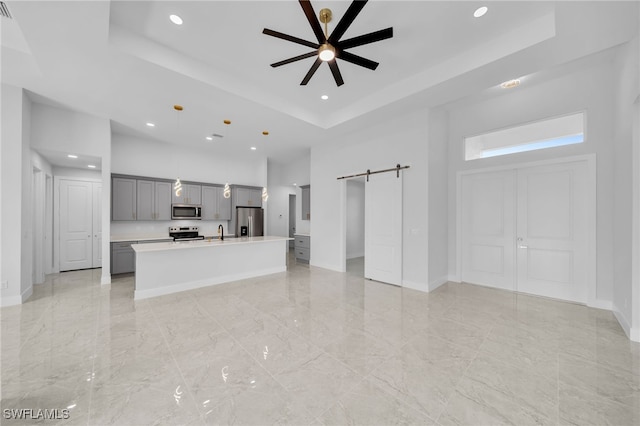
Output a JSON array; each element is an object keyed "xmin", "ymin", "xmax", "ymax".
[{"xmin": 131, "ymin": 236, "xmax": 292, "ymax": 300}]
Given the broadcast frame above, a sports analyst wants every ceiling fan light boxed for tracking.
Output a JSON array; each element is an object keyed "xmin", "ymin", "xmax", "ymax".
[{"xmin": 318, "ymin": 44, "xmax": 336, "ymax": 61}]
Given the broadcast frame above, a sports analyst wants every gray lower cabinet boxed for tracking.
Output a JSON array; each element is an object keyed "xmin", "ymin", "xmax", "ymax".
[
  {"xmin": 111, "ymin": 241, "xmax": 136, "ymax": 274},
  {"xmin": 294, "ymin": 235, "xmax": 310, "ymax": 263},
  {"xmin": 111, "ymin": 239, "xmax": 173, "ymax": 274}
]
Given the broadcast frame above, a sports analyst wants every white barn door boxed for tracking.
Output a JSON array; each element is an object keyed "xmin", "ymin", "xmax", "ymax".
[
  {"xmin": 365, "ymin": 172, "xmax": 402, "ymax": 286},
  {"xmin": 60, "ymin": 180, "xmax": 93, "ymax": 271}
]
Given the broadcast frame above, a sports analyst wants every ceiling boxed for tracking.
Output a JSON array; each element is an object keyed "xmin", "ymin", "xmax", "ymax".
[{"xmin": 2, "ymin": 1, "xmax": 638, "ymax": 167}]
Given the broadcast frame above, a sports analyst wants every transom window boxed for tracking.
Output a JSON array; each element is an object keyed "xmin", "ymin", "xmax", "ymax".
[{"xmin": 464, "ymin": 112, "xmax": 585, "ymax": 161}]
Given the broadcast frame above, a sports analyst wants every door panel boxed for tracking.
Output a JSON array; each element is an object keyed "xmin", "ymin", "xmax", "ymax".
[
  {"xmin": 516, "ymin": 162, "xmax": 588, "ymax": 303},
  {"xmin": 92, "ymin": 183, "xmax": 102, "ymax": 268},
  {"xmin": 155, "ymin": 181, "xmax": 172, "ymax": 221},
  {"xmin": 461, "ymin": 171, "xmax": 516, "ymax": 290},
  {"xmin": 60, "ymin": 180, "xmax": 92, "ymax": 271},
  {"xmin": 365, "ymin": 173, "xmax": 402, "ymax": 286}
]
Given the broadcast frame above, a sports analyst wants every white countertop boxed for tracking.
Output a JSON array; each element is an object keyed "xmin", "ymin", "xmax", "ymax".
[
  {"xmin": 131, "ymin": 236, "xmax": 293, "ymax": 253},
  {"xmin": 294, "ymin": 233, "xmax": 311, "ymax": 237}
]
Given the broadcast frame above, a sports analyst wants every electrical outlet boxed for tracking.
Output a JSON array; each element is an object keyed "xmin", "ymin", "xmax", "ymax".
[{"xmin": 1, "ymin": 281, "xmax": 7, "ymax": 290}]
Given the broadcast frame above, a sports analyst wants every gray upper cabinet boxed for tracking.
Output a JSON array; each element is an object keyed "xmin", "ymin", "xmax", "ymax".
[
  {"xmin": 202, "ymin": 185, "xmax": 232, "ymax": 221},
  {"xmin": 155, "ymin": 181, "xmax": 172, "ymax": 220},
  {"xmin": 172, "ymin": 183, "xmax": 201, "ymax": 205},
  {"xmin": 301, "ymin": 185, "xmax": 310, "ymax": 220},
  {"xmin": 112, "ymin": 177, "xmax": 137, "ymax": 221},
  {"xmin": 235, "ymin": 187, "xmax": 262, "ymax": 207},
  {"xmin": 136, "ymin": 180, "xmax": 171, "ymax": 221}
]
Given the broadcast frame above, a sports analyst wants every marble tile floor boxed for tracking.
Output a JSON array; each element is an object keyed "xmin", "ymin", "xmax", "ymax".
[{"xmin": 1, "ymin": 256, "xmax": 639, "ymax": 425}]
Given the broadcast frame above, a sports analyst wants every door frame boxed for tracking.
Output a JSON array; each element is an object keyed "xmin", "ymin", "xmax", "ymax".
[
  {"xmin": 53, "ymin": 175, "xmax": 102, "ymax": 274},
  {"xmin": 455, "ymin": 154, "xmax": 597, "ymax": 307}
]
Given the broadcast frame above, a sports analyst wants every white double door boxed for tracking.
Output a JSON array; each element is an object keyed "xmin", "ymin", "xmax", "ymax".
[
  {"xmin": 59, "ymin": 180, "xmax": 102, "ymax": 271},
  {"xmin": 461, "ymin": 160, "xmax": 589, "ymax": 303}
]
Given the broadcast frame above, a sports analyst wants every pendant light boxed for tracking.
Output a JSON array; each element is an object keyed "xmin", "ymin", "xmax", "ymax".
[
  {"xmin": 174, "ymin": 105, "xmax": 184, "ymax": 197},
  {"xmin": 223, "ymin": 119, "xmax": 232, "ymax": 198},
  {"xmin": 262, "ymin": 187, "xmax": 269, "ymax": 202}
]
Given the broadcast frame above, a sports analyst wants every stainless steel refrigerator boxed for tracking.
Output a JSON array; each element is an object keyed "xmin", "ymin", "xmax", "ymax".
[{"xmin": 236, "ymin": 207, "xmax": 264, "ymax": 237}]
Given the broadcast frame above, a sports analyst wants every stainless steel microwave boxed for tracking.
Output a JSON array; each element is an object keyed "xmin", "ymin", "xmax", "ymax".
[{"xmin": 171, "ymin": 204, "xmax": 202, "ymax": 220}]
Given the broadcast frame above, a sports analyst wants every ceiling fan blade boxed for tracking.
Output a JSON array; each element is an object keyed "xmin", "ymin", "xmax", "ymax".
[
  {"xmin": 271, "ymin": 51, "xmax": 318, "ymax": 68},
  {"xmin": 328, "ymin": 0, "xmax": 368, "ymax": 44},
  {"xmin": 338, "ymin": 27, "xmax": 393, "ymax": 50},
  {"xmin": 338, "ymin": 50, "xmax": 379, "ymax": 70},
  {"xmin": 328, "ymin": 60, "xmax": 344, "ymax": 87},
  {"xmin": 299, "ymin": 0, "xmax": 326, "ymax": 44},
  {"xmin": 301, "ymin": 58, "xmax": 322, "ymax": 85},
  {"xmin": 263, "ymin": 28, "xmax": 319, "ymax": 49}
]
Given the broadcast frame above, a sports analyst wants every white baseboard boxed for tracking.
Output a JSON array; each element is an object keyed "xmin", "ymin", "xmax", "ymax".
[
  {"xmin": 310, "ymin": 261, "xmax": 343, "ymax": 273},
  {"xmin": 428, "ymin": 276, "xmax": 448, "ymax": 292},
  {"xmin": 402, "ymin": 280, "xmax": 427, "ymax": 292},
  {"xmin": 346, "ymin": 252, "xmax": 364, "ymax": 260},
  {"xmin": 448, "ymin": 274, "xmax": 460, "ymax": 283},
  {"xmin": 134, "ymin": 266, "xmax": 286, "ymax": 300},
  {"xmin": 588, "ymin": 299, "xmax": 613, "ymax": 311},
  {"xmin": 101, "ymin": 273, "xmax": 111, "ymax": 285},
  {"xmin": 1, "ymin": 286, "xmax": 33, "ymax": 307},
  {"xmin": 613, "ymin": 304, "xmax": 632, "ymax": 340}
]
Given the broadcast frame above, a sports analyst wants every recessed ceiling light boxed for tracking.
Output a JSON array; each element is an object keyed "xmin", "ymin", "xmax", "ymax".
[
  {"xmin": 206, "ymin": 136, "xmax": 213, "ymax": 141},
  {"xmin": 146, "ymin": 122, "xmax": 155, "ymax": 127},
  {"xmin": 169, "ymin": 14, "xmax": 183, "ymax": 25},
  {"xmin": 293, "ymin": 183, "xmax": 297, "ymax": 186},
  {"xmin": 500, "ymin": 79, "xmax": 521, "ymax": 89},
  {"xmin": 87, "ymin": 165, "xmax": 96, "ymax": 169},
  {"xmin": 321, "ymin": 95, "xmax": 329, "ymax": 100},
  {"xmin": 250, "ymin": 147, "xmax": 257, "ymax": 151},
  {"xmin": 67, "ymin": 154, "xmax": 78, "ymax": 159},
  {"xmin": 474, "ymin": 6, "xmax": 488, "ymax": 18}
]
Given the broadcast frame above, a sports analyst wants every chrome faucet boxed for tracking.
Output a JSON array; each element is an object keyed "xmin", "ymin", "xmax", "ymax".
[{"xmin": 218, "ymin": 224, "xmax": 224, "ymax": 241}]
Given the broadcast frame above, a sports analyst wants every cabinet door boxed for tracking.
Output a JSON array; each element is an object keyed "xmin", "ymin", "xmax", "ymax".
[
  {"xmin": 235, "ymin": 187, "xmax": 251, "ymax": 206},
  {"xmin": 136, "ymin": 180, "xmax": 155, "ymax": 221},
  {"xmin": 186, "ymin": 184, "xmax": 202, "ymax": 205},
  {"xmin": 250, "ymin": 188, "xmax": 263, "ymax": 207},
  {"xmin": 301, "ymin": 185, "xmax": 310, "ymax": 220},
  {"xmin": 112, "ymin": 177, "xmax": 137, "ymax": 221},
  {"xmin": 111, "ymin": 242, "xmax": 136, "ymax": 274},
  {"xmin": 201, "ymin": 185, "xmax": 218, "ymax": 220},
  {"xmin": 155, "ymin": 181, "xmax": 172, "ymax": 220},
  {"xmin": 172, "ymin": 183, "xmax": 186, "ymax": 204},
  {"xmin": 217, "ymin": 187, "xmax": 232, "ymax": 220}
]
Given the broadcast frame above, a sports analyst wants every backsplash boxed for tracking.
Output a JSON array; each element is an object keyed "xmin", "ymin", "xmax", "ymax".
[{"xmin": 111, "ymin": 220, "xmax": 230, "ymax": 237}]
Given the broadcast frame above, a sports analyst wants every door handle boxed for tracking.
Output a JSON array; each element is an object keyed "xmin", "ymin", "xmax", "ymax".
[{"xmin": 518, "ymin": 245, "xmax": 528, "ymax": 249}]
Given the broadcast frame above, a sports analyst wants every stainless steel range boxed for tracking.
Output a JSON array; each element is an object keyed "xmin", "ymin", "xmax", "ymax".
[{"xmin": 169, "ymin": 226, "xmax": 204, "ymax": 241}]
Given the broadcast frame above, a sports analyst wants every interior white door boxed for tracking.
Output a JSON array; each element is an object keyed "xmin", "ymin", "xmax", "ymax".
[
  {"xmin": 516, "ymin": 162, "xmax": 588, "ymax": 303},
  {"xmin": 92, "ymin": 183, "xmax": 102, "ymax": 268},
  {"xmin": 60, "ymin": 180, "xmax": 93, "ymax": 271},
  {"xmin": 461, "ymin": 170, "xmax": 516, "ymax": 290},
  {"xmin": 364, "ymin": 172, "xmax": 402, "ymax": 286}
]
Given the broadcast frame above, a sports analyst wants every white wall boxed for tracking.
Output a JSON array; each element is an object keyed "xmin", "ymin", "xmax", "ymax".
[
  {"xmin": 31, "ymin": 150, "xmax": 53, "ymax": 284},
  {"xmin": 612, "ymin": 36, "xmax": 640, "ymax": 339},
  {"xmin": 53, "ymin": 166, "xmax": 101, "ymax": 180},
  {"xmin": 346, "ymin": 179, "xmax": 365, "ymax": 259},
  {"xmin": 447, "ymin": 60, "xmax": 616, "ymax": 306},
  {"xmin": 31, "ymin": 102, "xmax": 112, "ymax": 284},
  {"xmin": 111, "ymin": 134, "xmax": 267, "ymax": 237},
  {"xmin": 266, "ymin": 153, "xmax": 310, "ymax": 238},
  {"xmin": 428, "ymin": 108, "xmax": 449, "ymax": 289},
  {"xmin": 1, "ymin": 85, "xmax": 30, "ymax": 305},
  {"xmin": 311, "ymin": 108, "xmax": 429, "ymax": 290}
]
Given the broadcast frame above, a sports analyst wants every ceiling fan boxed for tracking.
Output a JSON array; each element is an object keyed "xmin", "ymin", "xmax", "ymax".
[{"xmin": 262, "ymin": 0, "xmax": 393, "ymax": 87}]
